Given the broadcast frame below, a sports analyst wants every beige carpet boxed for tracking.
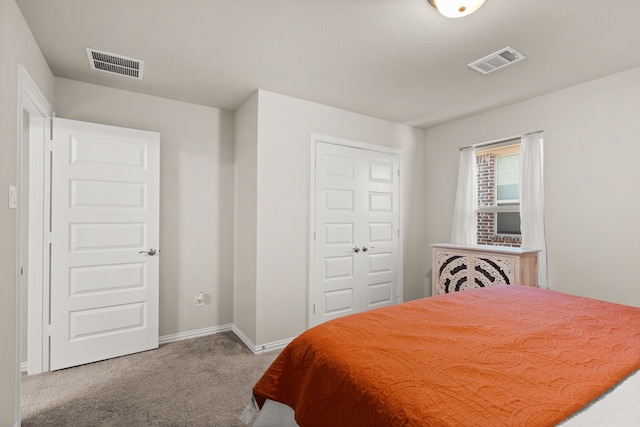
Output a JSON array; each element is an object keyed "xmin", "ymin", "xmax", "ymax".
[{"xmin": 21, "ymin": 331, "xmax": 279, "ymax": 426}]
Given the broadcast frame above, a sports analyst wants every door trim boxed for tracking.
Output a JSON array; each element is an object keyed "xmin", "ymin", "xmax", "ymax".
[
  {"xmin": 22, "ymin": 68, "xmax": 54, "ymax": 376},
  {"xmin": 308, "ymin": 134, "xmax": 403, "ymax": 328},
  {"xmin": 16, "ymin": 65, "xmax": 55, "ymax": 422}
]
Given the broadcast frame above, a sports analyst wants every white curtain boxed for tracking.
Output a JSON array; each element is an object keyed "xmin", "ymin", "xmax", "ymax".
[
  {"xmin": 451, "ymin": 147, "xmax": 477, "ymax": 244},
  {"xmin": 520, "ymin": 132, "xmax": 548, "ymax": 288}
]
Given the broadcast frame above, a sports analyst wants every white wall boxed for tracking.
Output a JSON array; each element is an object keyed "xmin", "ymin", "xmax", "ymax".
[
  {"xmin": 424, "ymin": 66, "xmax": 640, "ymax": 307},
  {"xmin": 235, "ymin": 90, "xmax": 426, "ymax": 346},
  {"xmin": 54, "ymin": 78, "xmax": 235, "ymax": 337},
  {"xmin": 0, "ymin": 0, "xmax": 55, "ymax": 424}
]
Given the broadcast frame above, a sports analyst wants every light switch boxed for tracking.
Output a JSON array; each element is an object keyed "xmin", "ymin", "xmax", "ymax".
[{"xmin": 8, "ymin": 185, "xmax": 16, "ymax": 209}]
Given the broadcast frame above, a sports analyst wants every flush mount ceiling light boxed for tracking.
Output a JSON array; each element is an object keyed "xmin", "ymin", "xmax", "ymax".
[{"xmin": 428, "ymin": 0, "xmax": 486, "ymax": 18}]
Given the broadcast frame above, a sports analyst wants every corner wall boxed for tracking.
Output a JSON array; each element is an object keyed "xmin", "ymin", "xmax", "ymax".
[
  {"xmin": 233, "ymin": 91, "xmax": 259, "ymax": 344},
  {"xmin": 424, "ymin": 66, "xmax": 640, "ymax": 307},
  {"xmin": 242, "ymin": 90, "xmax": 426, "ymax": 346},
  {"xmin": 0, "ymin": 0, "xmax": 55, "ymax": 424}
]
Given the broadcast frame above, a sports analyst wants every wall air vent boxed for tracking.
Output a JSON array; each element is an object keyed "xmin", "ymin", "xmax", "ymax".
[
  {"xmin": 86, "ymin": 48, "xmax": 144, "ymax": 80},
  {"xmin": 468, "ymin": 47, "xmax": 525, "ymax": 75}
]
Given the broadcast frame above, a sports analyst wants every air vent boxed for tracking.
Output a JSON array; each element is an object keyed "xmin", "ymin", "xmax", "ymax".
[
  {"xmin": 86, "ymin": 48, "xmax": 144, "ymax": 80},
  {"xmin": 468, "ymin": 47, "xmax": 525, "ymax": 75}
]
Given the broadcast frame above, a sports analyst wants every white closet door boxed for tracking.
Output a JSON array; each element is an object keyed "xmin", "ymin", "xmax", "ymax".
[
  {"xmin": 49, "ymin": 118, "xmax": 160, "ymax": 370},
  {"xmin": 360, "ymin": 150, "xmax": 400, "ymax": 312},
  {"xmin": 313, "ymin": 142, "xmax": 400, "ymax": 326}
]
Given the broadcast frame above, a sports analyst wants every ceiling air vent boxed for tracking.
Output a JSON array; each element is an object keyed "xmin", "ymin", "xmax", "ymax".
[
  {"xmin": 86, "ymin": 48, "xmax": 144, "ymax": 80},
  {"xmin": 468, "ymin": 46, "xmax": 525, "ymax": 75}
]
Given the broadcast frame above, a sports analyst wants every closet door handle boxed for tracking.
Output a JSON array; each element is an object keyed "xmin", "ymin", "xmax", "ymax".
[
  {"xmin": 351, "ymin": 246, "xmax": 361, "ymax": 253},
  {"xmin": 362, "ymin": 246, "xmax": 375, "ymax": 252}
]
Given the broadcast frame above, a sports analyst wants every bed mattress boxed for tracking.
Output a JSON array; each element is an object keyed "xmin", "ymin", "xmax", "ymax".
[
  {"xmin": 249, "ymin": 286, "xmax": 640, "ymax": 426},
  {"xmin": 254, "ymin": 372, "xmax": 640, "ymax": 427}
]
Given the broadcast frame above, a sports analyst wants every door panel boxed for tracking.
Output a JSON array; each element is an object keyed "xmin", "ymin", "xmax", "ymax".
[
  {"xmin": 367, "ymin": 281, "xmax": 393, "ymax": 306},
  {"xmin": 324, "ymin": 288, "xmax": 355, "ymax": 316},
  {"xmin": 69, "ymin": 262, "xmax": 145, "ymax": 294},
  {"xmin": 69, "ymin": 302, "xmax": 146, "ymax": 340},
  {"xmin": 314, "ymin": 142, "xmax": 400, "ymax": 325},
  {"xmin": 361, "ymin": 149, "xmax": 398, "ymax": 312},
  {"xmin": 50, "ymin": 118, "xmax": 159, "ymax": 371},
  {"xmin": 71, "ymin": 180, "xmax": 146, "ymax": 208},
  {"xmin": 369, "ymin": 222, "xmax": 393, "ymax": 242},
  {"xmin": 369, "ymin": 252, "xmax": 392, "ymax": 273},
  {"xmin": 314, "ymin": 143, "xmax": 359, "ymax": 323}
]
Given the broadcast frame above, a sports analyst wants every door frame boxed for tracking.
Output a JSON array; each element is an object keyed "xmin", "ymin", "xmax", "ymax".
[
  {"xmin": 308, "ymin": 134, "xmax": 403, "ymax": 328},
  {"xmin": 16, "ymin": 65, "xmax": 55, "ymax": 421},
  {"xmin": 21, "ymin": 66, "xmax": 54, "ymax": 375}
]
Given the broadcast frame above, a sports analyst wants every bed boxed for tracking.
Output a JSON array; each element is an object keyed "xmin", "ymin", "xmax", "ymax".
[{"xmin": 245, "ymin": 286, "xmax": 640, "ymax": 426}]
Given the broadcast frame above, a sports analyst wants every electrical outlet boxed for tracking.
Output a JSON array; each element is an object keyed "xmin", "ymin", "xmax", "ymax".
[{"xmin": 196, "ymin": 292, "xmax": 205, "ymax": 307}]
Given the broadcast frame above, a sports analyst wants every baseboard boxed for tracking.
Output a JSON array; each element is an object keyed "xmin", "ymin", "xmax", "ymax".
[
  {"xmin": 231, "ymin": 324, "xmax": 294, "ymax": 354},
  {"xmin": 159, "ymin": 324, "xmax": 233, "ymax": 345},
  {"xmin": 258, "ymin": 336, "xmax": 294, "ymax": 353},
  {"xmin": 159, "ymin": 324, "xmax": 293, "ymax": 354},
  {"xmin": 231, "ymin": 325, "xmax": 257, "ymax": 352},
  {"xmin": 21, "ymin": 324, "xmax": 289, "ymax": 372}
]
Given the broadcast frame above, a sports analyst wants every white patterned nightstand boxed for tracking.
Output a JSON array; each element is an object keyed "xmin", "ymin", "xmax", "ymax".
[{"xmin": 432, "ymin": 244, "xmax": 539, "ymax": 296}]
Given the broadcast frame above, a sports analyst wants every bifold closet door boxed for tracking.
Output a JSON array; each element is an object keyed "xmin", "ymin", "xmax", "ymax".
[{"xmin": 313, "ymin": 141, "xmax": 400, "ymax": 326}]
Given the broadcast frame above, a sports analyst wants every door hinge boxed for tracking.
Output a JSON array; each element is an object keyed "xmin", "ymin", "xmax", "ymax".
[
  {"xmin": 44, "ymin": 232, "xmax": 52, "ymax": 244},
  {"xmin": 313, "ymin": 304, "xmax": 316, "ymax": 313},
  {"xmin": 46, "ymin": 140, "xmax": 53, "ymax": 152},
  {"xmin": 313, "ymin": 230, "xmax": 316, "ymax": 241},
  {"xmin": 397, "ymin": 229, "xmax": 400, "ymax": 237},
  {"xmin": 44, "ymin": 325, "xmax": 53, "ymax": 336},
  {"xmin": 397, "ymin": 169, "xmax": 400, "ymax": 177}
]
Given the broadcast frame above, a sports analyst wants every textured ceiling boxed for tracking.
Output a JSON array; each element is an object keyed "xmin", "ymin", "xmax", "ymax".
[{"xmin": 15, "ymin": 0, "xmax": 640, "ymax": 128}]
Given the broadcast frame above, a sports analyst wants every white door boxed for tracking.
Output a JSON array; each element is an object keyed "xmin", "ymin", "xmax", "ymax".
[
  {"xmin": 313, "ymin": 141, "xmax": 400, "ymax": 325},
  {"xmin": 49, "ymin": 118, "xmax": 160, "ymax": 370}
]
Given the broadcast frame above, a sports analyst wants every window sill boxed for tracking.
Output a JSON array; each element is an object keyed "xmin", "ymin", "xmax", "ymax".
[{"xmin": 492, "ymin": 234, "xmax": 522, "ymax": 242}]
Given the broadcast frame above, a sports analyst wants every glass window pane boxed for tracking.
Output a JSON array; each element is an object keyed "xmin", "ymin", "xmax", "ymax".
[
  {"xmin": 497, "ymin": 153, "xmax": 519, "ymax": 201},
  {"xmin": 497, "ymin": 212, "xmax": 521, "ymax": 234}
]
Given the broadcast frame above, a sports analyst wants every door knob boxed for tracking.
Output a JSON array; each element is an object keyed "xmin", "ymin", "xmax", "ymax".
[
  {"xmin": 139, "ymin": 248, "xmax": 158, "ymax": 256},
  {"xmin": 351, "ymin": 246, "xmax": 360, "ymax": 253},
  {"xmin": 362, "ymin": 246, "xmax": 375, "ymax": 252}
]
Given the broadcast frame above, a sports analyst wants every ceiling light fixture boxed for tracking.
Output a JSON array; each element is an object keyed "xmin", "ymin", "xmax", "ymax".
[{"xmin": 428, "ymin": 0, "xmax": 485, "ymax": 18}]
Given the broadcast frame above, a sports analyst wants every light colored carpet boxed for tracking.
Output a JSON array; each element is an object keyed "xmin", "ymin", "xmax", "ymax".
[{"xmin": 21, "ymin": 331, "xmax": 279, "ymax": 426}]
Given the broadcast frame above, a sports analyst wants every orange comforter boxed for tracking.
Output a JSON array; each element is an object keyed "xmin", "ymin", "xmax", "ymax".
[{"xmin": 253, "ymin": 286, "xmax": 640, "ymax": 426}]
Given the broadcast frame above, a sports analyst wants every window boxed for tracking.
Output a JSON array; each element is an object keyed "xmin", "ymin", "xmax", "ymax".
[
  {"xmin": 476, "ymin": 142, "xmax": 521, "ymax": 247},
  {"xmin": 495, "ymin": 152, "xmax": 520, "ymax": 235}
]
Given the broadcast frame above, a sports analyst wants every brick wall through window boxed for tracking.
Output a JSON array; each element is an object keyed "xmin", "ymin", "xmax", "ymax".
[{"xmin": 476, "ymin": 153, "xmax": 521, "ymax": 247}]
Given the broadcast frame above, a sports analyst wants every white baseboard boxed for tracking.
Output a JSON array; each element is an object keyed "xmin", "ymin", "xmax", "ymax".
[
  {"xmin": 159, "ymin": 323, "xmax": 233, "ymax": 345},
  {"xmin": 259, "ymin": 336, "xmax": 294, "ymax": 353},
  {"xmin": 160, "ymin": 324, "xmax": 293, "ymax": 354},
  {"xmin": 21, "ymin": 323, "xmax": 290, "ymax": 373},
  {"xmin": 232, "ymin": 325, "xmax": 257, "ymax": 352},
  {"xmin": 232, "ymin": 324, "xmax": 293, "ymax": 354}
]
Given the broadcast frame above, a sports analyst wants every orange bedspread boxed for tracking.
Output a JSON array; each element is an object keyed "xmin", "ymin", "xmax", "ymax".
[{"xmin": 253, "ymin": 286, "xmax": 640, "ymax": 426}]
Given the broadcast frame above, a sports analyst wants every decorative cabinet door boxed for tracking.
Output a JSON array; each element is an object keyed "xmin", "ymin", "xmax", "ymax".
[
  {"xmin": 472, "ymin": 256, "xmax": 514, "ymax": 287},
  {"xmin": 432, "ymin": 244, "xmax": 538, "ymax": 296}
]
